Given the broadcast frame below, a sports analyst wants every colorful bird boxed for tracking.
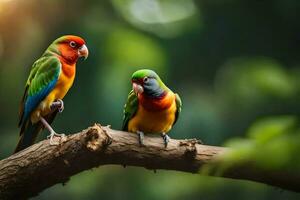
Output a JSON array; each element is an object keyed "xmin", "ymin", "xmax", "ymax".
[
  {"xmin": 15, "ymin": 35, "xmax": 89, "ymax": 153},
  {"xmin": 122, "ymin": 69, "xmax": 182, "ymax": 147}
]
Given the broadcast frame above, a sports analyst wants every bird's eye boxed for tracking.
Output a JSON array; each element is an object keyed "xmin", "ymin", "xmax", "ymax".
[
  {"xmin": 143, "ymin": 77, "xmax": 149, "ymax": 83},
  {"xmin": 69, "ymin": 41, "xmax": 76, "ymax": 48}
]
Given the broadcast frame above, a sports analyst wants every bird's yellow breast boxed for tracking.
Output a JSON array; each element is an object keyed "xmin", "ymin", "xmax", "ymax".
[
  {"xmin": 128, "ymin": 97, "xmax": 177, "ymax": 134},
  {"xmin": 30, "ymin": 64, "xmax": 75, "ymax": 123}
]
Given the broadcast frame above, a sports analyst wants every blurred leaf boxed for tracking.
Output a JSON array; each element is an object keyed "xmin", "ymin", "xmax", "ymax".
[
  {"xmin": 112, "ymin": 0, "xmax": 200, "ymax": 38},
  {"xmin": 215, "ymin": 57, "xmax": 298, "ymax": 108},
  {"xmin": 220, "ymin": 116, "xmax": 300, "ymax": 171},
  {"xmin": 247, "ymin": 116, "xmax": 297, "ymax": 143},
  {"xmin": 104, "ymin": 27, "xmax": 166, "ymax": 68}
]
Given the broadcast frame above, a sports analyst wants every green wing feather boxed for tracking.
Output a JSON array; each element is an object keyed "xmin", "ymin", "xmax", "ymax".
[
  {"xmin": 15, "ymin": 55, "xmax": 61, "ymax": 153},
  {"xmin": 173, "ymin": 93, "xmax": 182, "ymax": 125},
  {"xmin": 122, "ymin": 90, "xmax": 139, "ymax": 131},
  {"xmin": 18, "ymin": 59, "xmax": 40, "ymax": 126},
  {"xmin": 19, "ymin": 56, "xmax": 61, "ymax": 128}
]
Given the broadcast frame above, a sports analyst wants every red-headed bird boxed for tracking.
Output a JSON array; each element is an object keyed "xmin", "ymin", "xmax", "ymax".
[
  {"xmin": 15, "ymin": 35, "xmax": 88, "ymax": 153},
  {"xmin": 122, "ymin": 69, "xmax": 182, "ymax": 147}
]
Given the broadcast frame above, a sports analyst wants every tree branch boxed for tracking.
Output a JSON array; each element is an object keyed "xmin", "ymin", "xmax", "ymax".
[{"xmin": 0, "ymin": 124, "xmax": 299, "ymax": 199}]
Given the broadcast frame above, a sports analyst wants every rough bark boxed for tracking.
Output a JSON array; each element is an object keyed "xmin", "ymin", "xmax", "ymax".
[{"xmin": 0, "ymin": 124, "xmax": 299, "ymax": 199}]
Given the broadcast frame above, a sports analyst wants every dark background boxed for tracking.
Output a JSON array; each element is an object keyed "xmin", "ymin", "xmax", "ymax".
[{"xmin": 0, "ymin": 0, "xmax": 300, "ymax": 199}]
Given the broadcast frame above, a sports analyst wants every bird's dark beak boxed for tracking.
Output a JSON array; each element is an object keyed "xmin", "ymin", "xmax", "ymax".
[
  {"xmin": 78, "ymin": 44, "xmax": 89, "ymax": 60},
  {"xmin": 132, "ymin": 82, "xmax": 144, "ymax": 94}
]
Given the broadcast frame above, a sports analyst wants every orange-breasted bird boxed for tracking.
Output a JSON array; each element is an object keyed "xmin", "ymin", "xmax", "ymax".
[
  {"xmin": 15, "ymin": 35, "xmax": 88, "ymax": 153},
  {"xmin": 122, "ymin": 69, "xmax": 182, "ymax": 147}
]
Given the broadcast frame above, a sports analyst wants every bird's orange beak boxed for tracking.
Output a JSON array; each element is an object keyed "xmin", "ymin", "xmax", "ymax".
[
  {"xmin": 78, "ymin": 44, "xmax": 89, "ymax": 60},
  {"xmin": 132, "ymin": 82, "xmax": 144, "ymax": 94}
]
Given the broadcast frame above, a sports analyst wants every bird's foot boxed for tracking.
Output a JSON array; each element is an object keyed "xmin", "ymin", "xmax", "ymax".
[
  {"xmin": 40, "ymin": 117, "xmax": 66, "ymax": 145},
  {"xmin": 137, "ymin": 131, "xmax": 145, "ymax": 146},
  {"xmin": 47, "ymin": 132, "xmax": 66, "ymax": 145},
  {"xmin": 161, "ymin": 133, "xmax": 170, "ymax": 148},
  {"xmin": 50, "ymin": 99, "xmax": 64, "ymax": 113}
]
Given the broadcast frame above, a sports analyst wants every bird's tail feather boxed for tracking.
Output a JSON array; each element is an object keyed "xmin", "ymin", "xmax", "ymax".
[
  {"xmin": 14, "ymin": 111, "xmax": 58, "ymax": 154},
  {"xmin": 14, "ymin": 121, "xmax": 42, "ymax": 153}
]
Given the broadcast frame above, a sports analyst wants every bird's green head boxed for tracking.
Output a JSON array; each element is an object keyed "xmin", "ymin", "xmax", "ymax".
[{"xmin": 131, "ymin": 69, "xmax": 168, "ymax": 98}]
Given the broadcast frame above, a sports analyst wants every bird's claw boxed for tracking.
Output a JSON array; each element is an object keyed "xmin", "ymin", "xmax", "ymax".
[
  {"xmin": 47, "ymin": 132, "xmax": 66, "ymax": 145},
  {"xmin": 137, "ymin": 131, "xmax": 145, "ymax": 146},
  {"xmin": 57, "ymin": 99, "xmax": 64, "ymax": 113},
  {"xmin": 161, "ymin": 133, "xmax": 170, "ymax": 148},
  {"xmin": 50, "ymin": 99, "xmax": 64, "ymax": 113}
]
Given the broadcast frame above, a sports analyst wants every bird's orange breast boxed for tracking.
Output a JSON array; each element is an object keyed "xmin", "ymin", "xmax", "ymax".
[{"xmin": 128, "ymin": 92, "xmax": 177, "ymax": 134}]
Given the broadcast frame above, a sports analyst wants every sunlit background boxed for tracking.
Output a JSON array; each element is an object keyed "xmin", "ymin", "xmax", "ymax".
[{"xmin": 0, "ymin": 0, "xmax": 300, "ymax": 199}]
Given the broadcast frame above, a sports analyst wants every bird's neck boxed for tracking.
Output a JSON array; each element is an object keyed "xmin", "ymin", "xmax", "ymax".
[
  {"xmin": 48, "ymin": 51, "xmax": 77, "ymax": 78},
  {"xmin": 43, "ymin": 49, "xmax": 76, "ymax": 78},
  {"xmin": 139, "ymin": 91, "xmax": 174, "ymax": 111},
  {"xmin": 60, "ymin": 61, "xmax": 76, "ymax": 78}
]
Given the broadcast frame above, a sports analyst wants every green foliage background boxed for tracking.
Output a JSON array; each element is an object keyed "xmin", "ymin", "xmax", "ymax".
[{"xmin": 0, "ymin": 0, "xmax": 300, "ymax": 199}]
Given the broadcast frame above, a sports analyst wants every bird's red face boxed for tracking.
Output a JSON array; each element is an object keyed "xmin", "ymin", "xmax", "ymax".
[{"xmin": 57, "ymin": 35, "xmax": 89, "ymax": 64}]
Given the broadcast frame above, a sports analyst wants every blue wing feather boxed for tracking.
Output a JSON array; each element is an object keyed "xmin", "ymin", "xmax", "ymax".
[{"xmin": 23, "ymin": 78, "xmax": 58, "ymax": 123}]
